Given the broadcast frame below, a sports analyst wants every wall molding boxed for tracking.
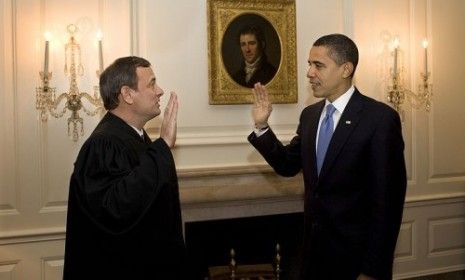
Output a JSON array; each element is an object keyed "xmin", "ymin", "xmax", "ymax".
[
  {"xmin": 0, "ymin": 0, "xmax": 18, "ymax": 215},
  {"xmin": 41, "ymin": 257, "xmax": 64, "ymax": 280},
  {"xmin": 1, "ymin": 188, "xmax": 462, "ymax": 244},
  {"xmin": 0, "ymin": 261, "xmax": 19, "ymax": 276},
  {"xmin": 395, "ymin": 220, "xmax": 416, "ymax": 261},
  {"xmin": 0, "ymin": 227, "xmax": 65, "ymax": 245},
  {"xmin": 428, "ymin": 216, "xmax": 465, "ymax": 257},
  {"xmin": 395, "ymin": 264, "xmax": 465, "ymax": 280},
  {"xmin": 148, "ymin": 124, "xmax": 296, "ymax": 147}
]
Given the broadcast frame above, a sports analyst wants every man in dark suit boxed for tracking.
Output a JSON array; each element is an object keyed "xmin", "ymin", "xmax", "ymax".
[
  {"xmin": 232, "ymin": 25, "xmax": 277, "ymax": 88},
  {"xmin": 248, "ymin": 34, "xmax": 407, "ymax": 280}
]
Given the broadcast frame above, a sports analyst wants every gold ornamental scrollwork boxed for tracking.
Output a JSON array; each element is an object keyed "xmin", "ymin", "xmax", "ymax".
[{"xmin": 208, "ymin": 0, "xmax": 297, "ymax": 104}]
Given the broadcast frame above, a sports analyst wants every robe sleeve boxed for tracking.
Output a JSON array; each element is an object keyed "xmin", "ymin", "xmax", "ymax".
[{"xmin": 70, "ymin": 135, "xmax": 176, "ymax": 234}]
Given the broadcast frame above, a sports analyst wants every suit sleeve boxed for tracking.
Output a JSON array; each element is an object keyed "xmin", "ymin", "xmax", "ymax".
[
  {"xmin": 248, "ymin": 125, "xmax": 302, "ymax": 177},
  {"xmin": 362, "ymin": 109, "xmax": 407, "ymax": 278}
]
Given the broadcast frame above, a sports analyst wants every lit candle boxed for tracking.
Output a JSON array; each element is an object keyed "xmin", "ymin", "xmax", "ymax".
[
  {"xmin": 393, "ymin": 38, "xmax": 400, "ymax": 76},
  {"xmin": 422, "ymin": 38, "xmax": 428, "ymax": 74},
  {"xmin": 44, "ymin": 32, "xmax": 51, "ymax": 74},
  {"xmin": 97, "ymin": 30, "xmax": 103, "ymax": 73}
]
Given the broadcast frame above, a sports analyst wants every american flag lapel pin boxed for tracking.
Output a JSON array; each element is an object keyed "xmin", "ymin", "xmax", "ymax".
[{"xmin": 345, "ymin": 120, "xmax": 351, "ymax": 125}]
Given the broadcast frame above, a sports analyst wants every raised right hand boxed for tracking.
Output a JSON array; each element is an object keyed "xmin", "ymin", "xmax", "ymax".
[
  {"xmin": 252, "ymin": 83, "xmax": 272, "ymax": 128},
  {"xmin": 160, "ymin": 92, "xmax": 178, "ymax": 148}
]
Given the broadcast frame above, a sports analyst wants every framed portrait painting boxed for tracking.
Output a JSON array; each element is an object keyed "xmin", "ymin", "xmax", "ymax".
[{"xmin": 207, "ymin": 0, "xmax": 297, "ymax": 104}]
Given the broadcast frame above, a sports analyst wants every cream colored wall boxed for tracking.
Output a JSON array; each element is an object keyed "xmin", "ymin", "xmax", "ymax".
[
  {"xmin": 148, "ymin": 0, "xmax": 347, "ymax": 169},
  {"xmin": 0, "ymin": 0, "xmax": 464, "ymax": 279},
  {"xmin": 353, "ymin": 0, "xmax": 465, "ymax": 200}
]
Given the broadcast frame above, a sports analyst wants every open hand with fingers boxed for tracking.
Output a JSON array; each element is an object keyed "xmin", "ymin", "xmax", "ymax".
[
  {"xmin": 252, "ymin": 83, "xmax": 272, "ymax": 129},
  {"xmin": 160, "ymin": 92, "xmax": 178, "ymax": 148}
]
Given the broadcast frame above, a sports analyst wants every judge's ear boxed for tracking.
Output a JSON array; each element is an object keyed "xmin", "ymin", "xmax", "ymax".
[
  {"xmin": 120, "ymin": 85, "xmax": 135, "ymax": 105},
  {"xmin": 342, "ymin": 62, "xmax": 354, "ymax": 78}
]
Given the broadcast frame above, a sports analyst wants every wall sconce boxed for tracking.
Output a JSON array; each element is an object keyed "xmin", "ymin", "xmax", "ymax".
[
  {"xmin": 36, "ymin": 24, "xmax": 104, "ymax": 141},
  {"xmin": 387, "ymin": 37, "xmax": 432, "ymax": 119}
]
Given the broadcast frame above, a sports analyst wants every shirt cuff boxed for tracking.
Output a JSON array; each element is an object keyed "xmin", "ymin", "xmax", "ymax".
[{"xmin": 253, "ymin": 126, "xmax": 269, "ymax": 137}]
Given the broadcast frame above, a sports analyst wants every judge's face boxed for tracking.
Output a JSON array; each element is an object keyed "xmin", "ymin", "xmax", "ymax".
[
  {"xmin": 132, "ymin": 66, "xmax": 164, "ymax": 121},
  {"xmin": 306, "ymin": 46, "xmax": 348, "ymax": 102},
  {"xmin": 240, "ymin": 33, "xmax": 262, "ymax": 64}
]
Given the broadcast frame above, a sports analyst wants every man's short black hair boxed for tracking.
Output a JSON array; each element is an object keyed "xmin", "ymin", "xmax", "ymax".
[{"xmin": 313, "ymin": 34, "xmax": 359, "ymax": 77}]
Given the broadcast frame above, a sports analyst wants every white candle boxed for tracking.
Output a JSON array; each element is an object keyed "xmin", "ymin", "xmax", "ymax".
[
  {"xmin": 422, "ymin": 39, "xmax": 428, "ymax": 74},
  {"xmin": 393, "ymin": 38, "xmax": 400, "ymax": 76},
  {"xmin": 44, "ymin": 32, "xmax": 51, "ymax": 73},
  {"xmin": 97, "ymin": 31, "xmax": 103, "ymax": 73}
]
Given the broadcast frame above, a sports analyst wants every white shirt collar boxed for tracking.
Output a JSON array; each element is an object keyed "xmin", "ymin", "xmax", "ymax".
[
  {"xmin": 130, "ymin": 125, "xmax": 144, "ymax": 137},
  {"xmin": 324, "ymin": 85, "xmax": 355, "ymax": 114}
]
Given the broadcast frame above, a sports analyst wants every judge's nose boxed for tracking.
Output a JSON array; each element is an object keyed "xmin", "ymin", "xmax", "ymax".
[{"xmin": 156, "ymin": 85, "xmax": 164, "ymax": 97}]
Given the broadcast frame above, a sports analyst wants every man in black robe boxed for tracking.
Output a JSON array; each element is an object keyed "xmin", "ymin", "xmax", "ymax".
[
  {"xmin": 63, "ymin": 56, "xmax": 186, "ymax": 279},
  {"xmin": 232, "ymin": 25, "xmax": 277, "ymax": 88}
]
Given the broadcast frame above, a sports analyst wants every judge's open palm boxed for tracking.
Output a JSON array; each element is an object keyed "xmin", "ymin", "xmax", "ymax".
[
  {"xmin": 252, "ymin": 83, "xmax": 272, "ymax": 127},
  {"xmin": 160, "ymin": 92, "xmax": 178, "ymax": 148}
]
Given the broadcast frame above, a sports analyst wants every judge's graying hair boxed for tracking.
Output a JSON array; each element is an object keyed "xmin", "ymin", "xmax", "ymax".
[
  {"xmin": 313, "ymin": 34, "xmax": 359, "ymax": 77},
  {"xmin": 99, "ymin": 56, "xmax": 151, "ymax": 110}
]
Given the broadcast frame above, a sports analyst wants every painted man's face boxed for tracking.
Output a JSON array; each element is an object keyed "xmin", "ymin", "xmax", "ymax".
[{"xmin": 240, "ymin": 33, "xmax": 262, "ymax": 64}]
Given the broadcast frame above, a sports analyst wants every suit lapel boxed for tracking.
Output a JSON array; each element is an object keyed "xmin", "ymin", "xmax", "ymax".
[{"xmin": 318, "ymin": 90, "xmax": 364, "ymax": 179}]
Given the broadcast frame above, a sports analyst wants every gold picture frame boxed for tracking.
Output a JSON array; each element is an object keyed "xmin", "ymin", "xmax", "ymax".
[{"xmin": 207, "ymin": 0, "xmax": 297, "ymax": 104}]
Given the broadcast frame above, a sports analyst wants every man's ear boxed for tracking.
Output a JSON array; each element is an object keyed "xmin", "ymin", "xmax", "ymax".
[
  {"xmin": 120, "ymin": 86, "xmax": 134, "ymax": 105},
  {"xmin": 342, "ymin": 62, "xmax": 354, "ymax": 78}
]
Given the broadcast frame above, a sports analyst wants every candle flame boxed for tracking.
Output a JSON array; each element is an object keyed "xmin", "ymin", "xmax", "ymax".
[
  {"xmin": 393, "ymin": 37, "xmax": 400, "ymax": 49},
  {"xmin": 422, "ymin": 39, "xmax": 428, "ymax": 49},
  {"xmin": 44, "ymin": 31, "xmax": 52, "ymax": 41},
  {"xmin": 96, "ymin": 30, "xmax": 103, "ymax": 41}
]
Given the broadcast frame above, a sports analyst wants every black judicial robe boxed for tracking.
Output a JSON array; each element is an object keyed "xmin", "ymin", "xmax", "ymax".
[{"xmin": 63, "ymin": 112, "xmax": 186, "ymax": 280}]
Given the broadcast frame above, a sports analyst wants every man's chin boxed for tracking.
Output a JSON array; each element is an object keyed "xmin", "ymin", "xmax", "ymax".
[
  {"xmin": 310, "ymin": 86, "xmax": 320, "ymax": 96},
  {"xmin": 312, "ymin": 89, "xmax": 325, "ymax": 99},
  {"xmin": 152, "ymin": 109, "xmax": 161, "ymax": 118}
]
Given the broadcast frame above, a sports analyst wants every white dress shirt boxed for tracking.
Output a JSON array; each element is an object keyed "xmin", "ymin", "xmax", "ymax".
[{"xmin": 315, "ymin": 85, "xmax": 355, "ymax": 148}]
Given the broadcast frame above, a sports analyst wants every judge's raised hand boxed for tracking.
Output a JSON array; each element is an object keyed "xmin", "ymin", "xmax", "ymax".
[
  {"xmin": 160, "ymin": 92, "xmax": 178, "ymax": 148},
  {"xmin": 252, "ymin": 83, "xmax": 272, "ymax": 128}
]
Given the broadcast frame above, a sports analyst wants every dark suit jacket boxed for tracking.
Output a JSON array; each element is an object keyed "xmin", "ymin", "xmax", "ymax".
[{"xmin": 248, "ymin": 89, "xmax": 407, "ymax": 280}]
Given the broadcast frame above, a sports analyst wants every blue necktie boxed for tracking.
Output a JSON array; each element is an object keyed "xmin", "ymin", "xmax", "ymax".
[{"xmin": 316, "ymin": 104, "xmax": 336, "ymax": 175}]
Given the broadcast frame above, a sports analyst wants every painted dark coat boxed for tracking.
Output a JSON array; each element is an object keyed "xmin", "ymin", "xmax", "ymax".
[{"xmin": 232, "ymin": 57, "xmax": 277, "ymax": 88}]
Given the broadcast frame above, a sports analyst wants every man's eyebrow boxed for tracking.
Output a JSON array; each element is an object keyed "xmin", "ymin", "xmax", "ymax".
[{"xmin": 308, "ymin": 59, "xmax": 324, "ymax": 66}]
